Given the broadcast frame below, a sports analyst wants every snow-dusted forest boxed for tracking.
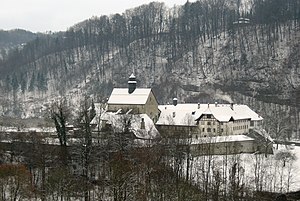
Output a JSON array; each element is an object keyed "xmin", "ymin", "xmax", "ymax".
[
  {"xmin": 0, "ymin": 0, "xmax": 299, "ymax": 200},
  {"xmin": 0, "ymin": 0, "xmax": 299, "ymax": 139}
]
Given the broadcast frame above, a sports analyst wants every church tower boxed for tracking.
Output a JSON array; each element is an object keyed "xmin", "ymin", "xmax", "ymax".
[{"xmin": 128, "ymin": 73, "xmax": 137, "ymax": 94}]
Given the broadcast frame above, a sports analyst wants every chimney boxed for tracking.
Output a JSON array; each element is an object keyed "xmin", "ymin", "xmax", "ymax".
[
  {"xmin": 173, "ymin": 98, "xmax": 178, "ymax": 106},
  {"xmin": 230, "ymin": 103, "xmax": 234, "ymax": 110},
  {"xmin": 198, "ymin": 103, "xmax": 200, "ymax": 109},
  {"xmin": 141, "ymin": 118, "xmax": 145, "ymax": 129},
  {"xmin": 215, "ymin": 102, "xmax": 218, "ymax": 107},
  {"xmin": 208, "ymin": 103, "xmax": 210, "ymax": 108},
  {"xmin": 128, "ymin": 73, "xmax": 137, "ymax": 94}
]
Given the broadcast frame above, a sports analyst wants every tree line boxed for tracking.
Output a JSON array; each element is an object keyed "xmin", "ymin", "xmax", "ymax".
[
  {"xmin": 1, "ymin": 0, "xmax": 299, "ymax": 84},
  {"xmin": 0, "ymin": 96, "xmax": 297, "ymax": 200}
]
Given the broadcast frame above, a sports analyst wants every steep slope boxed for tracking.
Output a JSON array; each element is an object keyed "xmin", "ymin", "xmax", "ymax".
[
  {"xmin": 0, "ymin": 29, "xmax": 38, "ymax": 48},
  {"xmin": 0, "ymin": 1, "xmax": 299, "ymax": 138},
  {"xmin": 0, "ymin": 29, "xmax": 39, "ymax": 60}
]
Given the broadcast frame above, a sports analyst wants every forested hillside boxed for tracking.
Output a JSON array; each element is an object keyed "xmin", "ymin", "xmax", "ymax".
[
  {"xmin": 0, "ymin": 29, "xmax": 39, "ymax": 59},
  {"xmin": 0, "ymin": 0, "xmax": 299, "ymax": 138},
  {"xmin": 0, "ymin": 29, "xmax": 38, "ymax": 47}
]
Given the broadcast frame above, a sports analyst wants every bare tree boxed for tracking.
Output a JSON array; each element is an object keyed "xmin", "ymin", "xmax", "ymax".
[
  {"xmin": 263, "ymin": 108, "xmax": 290, "ymax": 149},
  {"xmin": 275, "ymin": 150, "xmax": 296, "ymax": 192},
  {"xmin": 75, "ymin": 96, "xmax": 97, "ymax": 201},
  {"xmin": 50, "ymin": 98, "xmax": 70, "ymax": 147},
  {"xmin": 49, "ymin": 97, "xmax": 72, "ymax": 171},
  {"xmin": 0, "ymin": 164, "xmax": 32, "ymax": 200}
]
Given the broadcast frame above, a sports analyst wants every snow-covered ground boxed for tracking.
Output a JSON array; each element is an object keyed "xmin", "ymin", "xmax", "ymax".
[
  {"xmin": 182, "ymin": 144, "xmax": 300, "ymax": 193},
  {"xmin": 0, "ymin": 126, "xmax": 55, "ymax": 133}
]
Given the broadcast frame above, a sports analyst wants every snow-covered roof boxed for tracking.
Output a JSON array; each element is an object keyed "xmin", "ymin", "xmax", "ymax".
[
  {"xmin": 190, "ymin": 134, "xmax": 255, "ymax": 144},
  {"xmin": 129, "ymin": 73, "xmax": 136, "ymax": 79},
  {"xmin": 107, "ymin": 88, "xmax": 152, "ymax": 105},
  {"xmin": 91, "ymin": 111, "xmax": 159, "ymax": 139},
  {"xmin": 232, "ymin": 105, "xmax": 263, "ymax": 121},
  {"xmin": 156, "ymin": 103, "xmax": 263, "ymax": 126},
  {"xmin": 156, "ymin": 104, "xmax": 198, "ymax": 126}
]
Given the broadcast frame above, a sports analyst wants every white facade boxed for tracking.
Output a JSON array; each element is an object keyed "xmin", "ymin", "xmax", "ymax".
[
  {"xmin": 107, "ymin": 88, "xmax": 160, "ymax": 121},
  {"xmin": 156, "ymin": 103, "xmax": 263, "ymax": 137}
]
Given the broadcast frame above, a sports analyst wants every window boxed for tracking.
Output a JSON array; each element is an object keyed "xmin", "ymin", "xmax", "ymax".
[
  {"xmin": 207, "ymin": 128, "xmax": 211, "ymax": 132},
  {"xmin": 202, "ymin": 128, "xmax": 205, "ymax": 132},
  {"xmin": 207, "ymin": 121, "xmax": 211, "ymax": 125},
  {"xmin": 250, "ymin": 121, "xmax": 254, "ymax": 126},
  {"xmin": 213, "ymin": 128, "xmax": 216, "ymax": 132},
  {"xmin": 221, "ymin": 128, "xmax": 224, "ymax": 132},
  {"xmin": 207, "ymin": 114, "xmax": 212, "ymax": 119}
]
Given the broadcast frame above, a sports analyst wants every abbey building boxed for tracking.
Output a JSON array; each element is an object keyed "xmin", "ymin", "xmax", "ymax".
[{"xmin": 91, "ymin": 74, "xmax": 273, "ymax": 155}]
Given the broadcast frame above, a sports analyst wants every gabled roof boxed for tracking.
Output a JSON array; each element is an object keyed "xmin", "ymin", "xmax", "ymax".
[
  {"xmin": 107, "ymin": 88, "xmax": 152, "ymax": 105},
  {"xmin": 91, "ymin": 111, "xmax": 159, "ymax": 139},
  {"xmin": 156, "ymin": 103, "xmax": 263, "ymax": 126},
  {"xmin": 200, "ymin": 105, "xmax": 252, "ymax": 122},
  {"xmin": 156, "ymin": 104, "xmax": 198, "ymax": 126}
]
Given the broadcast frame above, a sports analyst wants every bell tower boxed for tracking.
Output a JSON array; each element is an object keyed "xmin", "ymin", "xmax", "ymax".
[{"xmin": 128, "ymin": 73, "xmax": 137, "ymax": 94}]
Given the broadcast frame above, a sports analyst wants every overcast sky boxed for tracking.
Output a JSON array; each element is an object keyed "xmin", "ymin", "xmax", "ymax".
[{"xmin": 0, "ymin": 0, "xmax": 195, "ymax": 33}]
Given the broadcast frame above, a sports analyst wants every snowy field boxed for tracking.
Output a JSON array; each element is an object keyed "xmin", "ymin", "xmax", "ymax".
[{"xmin": 183, "ymin": 144, "xmax": 300, "ymax": 193}]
